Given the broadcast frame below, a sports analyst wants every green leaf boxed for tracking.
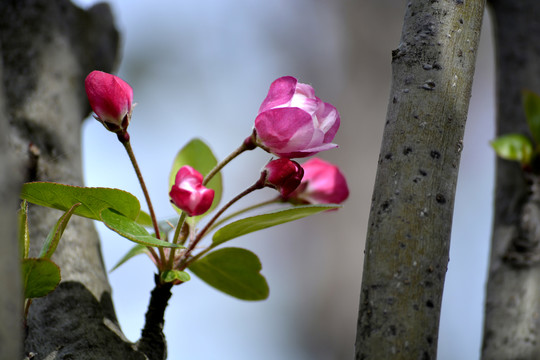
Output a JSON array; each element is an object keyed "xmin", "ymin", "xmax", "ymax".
[
  {"xmin": 101, "ymin": 208, "xmax": 183, "ymax": 248},
  {"xmin": 490, "ymin": 134, "xmax": 534, "ymax": 165},
  {"xmin": 22, "ymin": 258, "xmax": 61, "ymax": 299},
  {"xmin": 110, "ymin": 244, "xmax": 149, "ymax": 272},
  {"xmin": 523, "ymin": 90, "xmax": 540, "ymax": 144},
  {"xmin": 212, "ymin": 204, "xmax": 340, "ymax": 246},
  {"xmin": 39, "ymin": 203, "xmax": 81, "ymax": 259},
  {"xmin": 161, "ymin": 270, "xmax": 191, "ymax": 283},
  {"xmin": 135, "ymin": 210, "xmax": 154, "ymax": 227},
  {"xmin": 189, "ymin": 247, "xmax": 269, "ymax": 301},
  {"xmin": 169, "ymin": 138, "xmax": 222, "ymax": 221},
  {"xmin": 18, "ymin": 200, "xmax": 29, "ymax": 258},
  {"xmin": 20, "ymin": 182, "xmax": 141, "ymax": 221}
]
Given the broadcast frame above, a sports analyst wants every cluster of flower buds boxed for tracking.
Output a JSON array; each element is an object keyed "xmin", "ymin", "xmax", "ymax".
[
  {"xmin": 254, "ymin": 76, "xmax": 348, "ymax": 206},
  {"xmin": 261, "ymin": 157, "xmax": 349, "ymax": 205},
  {"xmin": 85, "ymin": 72, "xmax": 349, "ymax": 217}
]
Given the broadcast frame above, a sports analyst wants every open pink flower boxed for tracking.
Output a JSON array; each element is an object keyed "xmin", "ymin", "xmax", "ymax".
[
  {"xmin": 263, "ymin": 158, "xmax": 304, "ymax": 197},
  {"xmin": 254, "ymin": 76, "xmax": 340, "ymax": 158},
  {"xmin": 287, "ymin": 158, "xmax": 349, "ymax": 205},
  {"xmin": 169, "ymin": 166, "xmax": 215, "ymax": 216},
  {"xmin": 85, "ymin": 70, "xmax": 133, "ymax": 133}
]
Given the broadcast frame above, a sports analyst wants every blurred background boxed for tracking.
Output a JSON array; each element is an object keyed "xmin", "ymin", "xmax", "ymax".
[{"xmin": 74, "ymin": 1, "xmax": 494, "ymax": 359}]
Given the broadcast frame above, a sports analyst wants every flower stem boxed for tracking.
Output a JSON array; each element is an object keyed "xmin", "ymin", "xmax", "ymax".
[
  {"xmin": 118, "ymin": 132, "xmax": 165, "ymax": 269},
  {"xmin": 167, "ymin": 212, "xmax": 187, "ymax": 269},
  {"xmin": 203, "ymin": 134, "xmax": 257, "ymax": 186},
  {"xmin": 119, "ymin": 133, "xmax": 161, "ymax": 238},
  {"xmin": 180, "ymin": 172, "xmax": 266, "ymax": 269},
  {"xmin": 147, "ymin": 247, "xmax": 162, "ymax": 268},
  {"xmin": 171, "ymin": 212, "xmax": 187, "ymax": 245},
  {"xmin": 23, "ymin": 298, "xmax": 32, "ymax": 329}
]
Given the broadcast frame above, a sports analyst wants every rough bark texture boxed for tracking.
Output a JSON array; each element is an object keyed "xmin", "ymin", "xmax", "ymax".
[
  {"xmin": 0, "ymin": 1, "xmax": 152, "ymax": 359},
  {"xmin": 137, "ymin": 276, "xmax": 173, "ymax": 360},
  {"xmin": 355, "ymin": 1, "xmax": 485, "ymax": 359},
  {"xmin": 482, "ymin": 1, "xmax": 540, "ymax": 358},
  {"xmin": 0, "ymin": 39, "xmax": 25, "ymax": 360}
]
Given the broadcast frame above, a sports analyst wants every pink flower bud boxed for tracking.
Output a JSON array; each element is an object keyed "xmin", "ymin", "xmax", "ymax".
[
  {"xmin": 85, "ymin": 71, "xmax": 133, "ymax": 133},
  {"xmin": 288, "ymin": 158, "xmax": 349, "ymax": 205},
  {"xmin": 254, "ymin": 76, "xmax": 340, "ymax": 158},
  {"xmin": 169, "ymin": 166, "xmax": 215, "ymax": 217},
  {"xmin": 263, "ymin": 158, "xmax": 304, "ymax": 197}
]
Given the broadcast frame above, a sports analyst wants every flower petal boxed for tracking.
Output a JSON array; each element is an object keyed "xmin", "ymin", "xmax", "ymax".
[
  {"xmin": 85, "ymin": 71, "xmax": 133, "ymax": 130},
  {"xmin": 258, "ymin": 76, "xmax": 297, "ymax": 113},
  {"xmin": 254, "ymin": 76, "xmax": 340, "ymax": 158},
  {"xmin": 254, "ymin": 108, "xmax": 313, "ymax": 151},
  {"xmin": 170, "ymin": 166, "xmax": 215, "ymax": 216},
  {"xmin": 295, "ymin": 158, "xmax": 349, "ymax": 204}
]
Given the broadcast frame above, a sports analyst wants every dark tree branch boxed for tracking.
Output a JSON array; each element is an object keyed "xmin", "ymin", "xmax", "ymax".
[
  {"xmin": 482, "ymin": 1, "xmax": 540, "ymax": 358},
  {"xmin": 355, "ymin": 1, "xmax": 485, "ymax": 358},
  {"xmin": 136, "ymin": 275, "xmax": 173, "ymax": 360}
]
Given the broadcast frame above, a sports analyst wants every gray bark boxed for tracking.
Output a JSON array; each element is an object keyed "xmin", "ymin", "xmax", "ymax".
[
  {"xmin": 355, "ymin": 1, "xmax": 485, "ymax": 359},
  {"xmin": 0, "ymin": 1, "xmax": 154, "ymax": 359},
  {"xmin": 482, "ymin": 1, "xmax": 540, "ymax": 358},
  {"xmin": 0, "ymin": 39, "xmax": 25, "ymax": 360}
]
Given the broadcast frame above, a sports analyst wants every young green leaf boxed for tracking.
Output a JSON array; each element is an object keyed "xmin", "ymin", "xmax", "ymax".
[
  {"xmin": 161, "ymin": 270, "xmax": 191, "ymax": 283},
  {"xmin": 523, "ymin": 90, "xmax": 540, "ymax": 144},
  {"xmin": 110, "ymin": 244, "xmax": 149, "ymax": 272},
  {"xmin": 189, "ymin": 247, "xmax": 269, "ymax": 301},
  {"xmin": 18, "ymin": 200, "xmax": 30, "ymax": 258},
  {"xmin": 39, "ymin": 203, "xmax": 81, "ymax": 259},
  {"xmin": 212, "ymin": 204, "xmax": 340, "ymax": 246},
  {"xmin": 490, "ymin": 134, "xmax": 534, "ymax": 165},
  {"xmin": 101, "ymin": 208, "xmax": 183, "ymax": 248},
  {"xmin": 20, "ymin": 182, "xmax": 141, "ymax": 221},
  {"xmin": 169, "ymin": 138, "xmax": 222, "ymax": 221},
  {"xmin": 135, "ymin": 210, "xmax": 154, "ymax": 227},
  {"xmin": 21, "ymin": 258, "xmax": 61, "ymax": 299}
]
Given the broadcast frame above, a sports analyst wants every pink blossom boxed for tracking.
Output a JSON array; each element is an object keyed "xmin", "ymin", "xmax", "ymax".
[
  {"xmin": 287, "ymin": 158, "xmax": 349, "ymax": 205},
  {"xmin": 254, "ymin": 76, "xmax": 340, "ymax": 158},
  {"xmin": 263, "ymin": 158, "xmax": 304, "ymax": 197},
  {"xmin": 169, "ymin": 166, "xmax": 215, "ymax": 216},
  {"xmin": 85, "ymin": 71, "xmax": 133, "ymax": 132}
]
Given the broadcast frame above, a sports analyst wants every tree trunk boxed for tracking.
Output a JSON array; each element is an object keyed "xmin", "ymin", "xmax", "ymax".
[
  {"xmin": 0, "ymin": 1, "xmax": 156, "ymax": 359},
  {"xmin": 0, "ymin": 43, "xmax": 25, "ymax": 360},
  {"xmin": 482, "ymin": 1, "xmax": 540, "ymax": 358},
  {"xmin": 355, "ymin": 1, "xmax": 485, "ymax": 358}
]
